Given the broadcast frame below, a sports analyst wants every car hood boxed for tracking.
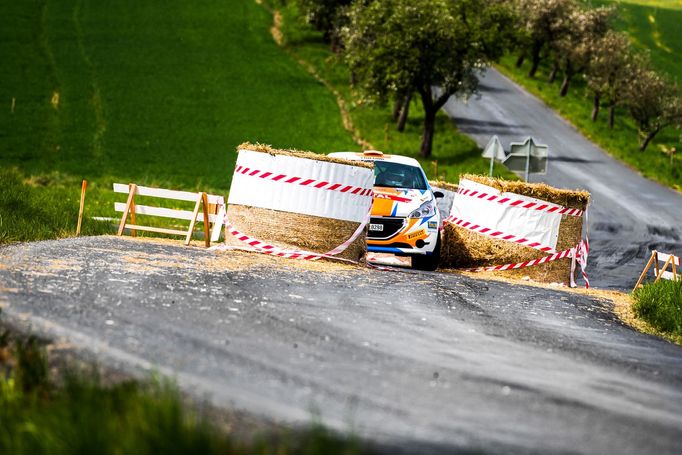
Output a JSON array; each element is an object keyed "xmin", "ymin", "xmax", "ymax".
[{"xmin": 371, "ymin": 187, "xmax": 434, "ymax": 217}]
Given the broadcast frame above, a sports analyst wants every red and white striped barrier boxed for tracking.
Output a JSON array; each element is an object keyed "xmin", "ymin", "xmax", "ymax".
[
  {"xmin": 456, "ymin": 187, "xmax": 584, "ymax": 217},
  {"xmin": 212, "ymin": 206, "xmax": 371, "ymax": 263},
  {"xmin": 234, "ymin": 165, "xmax": 373, "ymax": 197},
  {"xmin": 443, "ymin": 216, "xmax": 554, "ymax": 253},
  {"xmin": 464, "ymin": 238, "xmax": 590, "ymax": 288}
]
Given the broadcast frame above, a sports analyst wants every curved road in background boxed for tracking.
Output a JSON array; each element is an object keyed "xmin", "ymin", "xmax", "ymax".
[{"xmin": 443, "ymin": 69, "xmax": 682, "ymax": 289}]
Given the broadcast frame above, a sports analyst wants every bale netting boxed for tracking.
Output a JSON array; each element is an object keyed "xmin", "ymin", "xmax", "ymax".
[
  {"xmin": 441, "ymin": 174, "xmax": 590, "ymax": 284},
  {"xmin": 225, "ymin": 143, "xmax": 374, "ymax": 261}
]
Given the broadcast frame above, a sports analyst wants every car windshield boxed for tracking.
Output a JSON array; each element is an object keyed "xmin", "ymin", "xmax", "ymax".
[{"xmin": 373, "ymin": 161, "xmax": 427, "ymax": 190}]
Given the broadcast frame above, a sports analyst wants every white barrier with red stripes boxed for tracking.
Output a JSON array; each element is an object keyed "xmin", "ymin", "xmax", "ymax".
[
  {"xmin": 461, "ymin": 238, "xmax": 590, "ymax": 288},
  {"xmin": 228, "ymin": 149, "xmax": 374, "ymax": 223},
  {"xmin": 456, "ymin": 187, "xmax": 584, "ymax": 217},
  {"xmin": 449, "ymin": 179, "xmax": 578, "ymax": 252},
  {"xmin": 443, "ymin": 215, "xmax": 554, "ymax": 253}
]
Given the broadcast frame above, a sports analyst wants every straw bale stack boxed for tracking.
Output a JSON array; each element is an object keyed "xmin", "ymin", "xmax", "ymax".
[
  {"xmin": 226, "ymin": 143, "xmax": 373, "ymax": 261},
  {"xmin": 441, "ymin": 174, "xmax": 590, "ymax": 284}
]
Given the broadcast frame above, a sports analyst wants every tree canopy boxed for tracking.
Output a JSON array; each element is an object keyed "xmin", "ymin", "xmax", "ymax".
[{"xmin": 341, "ymin": 0, "xmax": 515, "ymax": 158}]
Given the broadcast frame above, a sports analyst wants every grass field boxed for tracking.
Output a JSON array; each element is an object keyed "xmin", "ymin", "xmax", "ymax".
[
  {"xmin": 598, "ymin": 0, "xmax": 682, "ymax": 80},
  {"xmin": 0, "ymin": 0, "xmax": 357, "ymax": 244},
  {"xmin": 0, "ymin": 0, "xmax": 502, "ymax": 246}
]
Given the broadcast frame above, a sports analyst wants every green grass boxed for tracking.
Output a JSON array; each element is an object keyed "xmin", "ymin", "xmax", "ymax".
[
  {"xmin": 276, "ymin": 2, "xmax": 518, "ymax": 184},
  {"xmin": 0, "ymin": 169, "xmax": 110, "ymax": 243},
  {"xmin": 604, "ymin": 0, "xmax": 682, "ymax": 11},
  {"xmin": 0, "ymin": 325, "xmax": 363, "ymax": 454},
  {"xmin": 0, "ymin": 0, "xmax": 357, "ymax": 244},
  {"xmin": 599, "ymin": 0, "xmax": 682, "ymax": 80},
  {"xmin": 632, "ymin": 279, "xmax": 682, "ymax": 337}
]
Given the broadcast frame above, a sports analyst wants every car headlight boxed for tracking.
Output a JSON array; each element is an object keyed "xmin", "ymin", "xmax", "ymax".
[{"xmin": 408, "ymin": 200, "xmax": 436, "ymax": 219}]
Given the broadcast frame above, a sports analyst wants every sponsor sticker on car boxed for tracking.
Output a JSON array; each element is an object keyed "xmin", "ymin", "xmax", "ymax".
[
  {"xmin": 407, "ymin": 229, "xmax": 426, "ymax": 240},
  {"xmin": 428, "ymin": 221, "xmax": 437, "ymax": 229}
]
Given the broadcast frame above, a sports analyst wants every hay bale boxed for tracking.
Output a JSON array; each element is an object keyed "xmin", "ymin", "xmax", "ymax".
[
  {"xmin": 226, "ymin": 143, "xmax": 374, "ymax": 261},
  {"xmin": 441, "ymin": 175, "xmax": 589, "ymax": 284},
  {"xmin": 238, "ymin": 142, "xmax": 373, "ymax": 169},
  {"xmin": 428, "ymin": 180, "xmax": 459, "ymax": 193},
  {"xmin": 226, "ymin": 205, "xmax": 366, "ymax": 261}
]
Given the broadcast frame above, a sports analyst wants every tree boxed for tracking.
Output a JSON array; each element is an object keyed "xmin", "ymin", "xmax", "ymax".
[
  {"xmin": 625, "ymin": 63, "xmax": 682, "ymax": 151},
  {"xmin": 584, "ymin": 31, "xmax": 633, "ymax": 127},
  {"xmin": 553, "ymin": 5, "xmax": 614, "ymax": 97},
  {"xmin": 295, "ymin": 0, "xmax": 352, "ymax": 49},
  {"xmin": 514, "ymin": 0, "xmax": 576, "ymax": 78},
  {"xmin": 341, "ymin": 0, "xmax": 515, "ymax": 158}
]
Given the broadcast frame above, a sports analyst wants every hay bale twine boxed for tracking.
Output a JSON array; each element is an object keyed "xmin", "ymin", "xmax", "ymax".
[
  {"xmin": 226, "ymin": 143, "xmax": 374, "ymax": 261},
  {"xmin": 441, "ymin": 174, "xmax": 590, "ymax": 284}
]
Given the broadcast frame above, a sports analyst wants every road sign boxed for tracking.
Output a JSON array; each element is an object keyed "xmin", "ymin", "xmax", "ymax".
[
  {"xmin": 482, "ymin": 135, "xmax": 506, "ymax": 177},
  {"xmin": 503, "ymin": 137, "xmax": 548, "ymax": 181}
]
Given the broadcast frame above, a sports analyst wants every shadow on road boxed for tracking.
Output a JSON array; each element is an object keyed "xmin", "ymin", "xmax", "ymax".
[{"xmin": 450, "ymin": 117, "xmax": 527, "ymax": 135}]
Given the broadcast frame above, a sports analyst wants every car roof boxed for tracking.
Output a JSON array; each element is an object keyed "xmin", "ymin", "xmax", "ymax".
[{"xmin": 329, "ymin": 151, "xmax": 423, "ymax": 168}]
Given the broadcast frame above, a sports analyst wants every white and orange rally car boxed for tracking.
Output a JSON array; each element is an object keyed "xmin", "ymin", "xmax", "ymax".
[{"xmin": 329, "ymin": 150, "xmax": 444, "ymax": 270}]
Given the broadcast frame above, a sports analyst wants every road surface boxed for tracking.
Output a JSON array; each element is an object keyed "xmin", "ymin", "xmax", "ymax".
[
  {"xmin": 443, "ymin": 68, "xmax": 682, "ymax": 289},
  {"xmin": 1, "ymin": 236, "xmax": 681, "ymax": 454}
]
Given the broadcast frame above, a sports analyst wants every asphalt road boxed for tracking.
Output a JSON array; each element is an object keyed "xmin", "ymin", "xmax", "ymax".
[
  {"xmin": 2, "ymin": 236, "xmax": 682, "ymax": 454},
  {"xmin": 443, "ymin": 68, "xmax": 682, "ymax": 290}
]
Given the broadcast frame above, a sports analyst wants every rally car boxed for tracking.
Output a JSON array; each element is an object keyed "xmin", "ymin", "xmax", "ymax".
[{"xmin": 329, "ymin": 150, "xmax": 444, "ymax": 270}]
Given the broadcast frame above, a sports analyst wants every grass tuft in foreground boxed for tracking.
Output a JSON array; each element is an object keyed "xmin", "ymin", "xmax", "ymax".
[
  {"xmin": 0, "ymin": 323, "xmax": 363, "ymax": 455},
  {"xmin": 632, "ymin": 279, "xmax": 682, "ymax": 337}
]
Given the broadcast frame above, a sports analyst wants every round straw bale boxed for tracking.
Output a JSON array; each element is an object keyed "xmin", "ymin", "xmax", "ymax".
[
  {"xmin": 226, "ymin": 204, "xmax": 366, "ymax": 261},
  {"xmin": 428, "ymin": 180, "xmax": 459, "ymax": 193},
  {"xmin": 239, "ymin": 142, "xmax": 373, "ymax": 169},
  {"xmin": 441, "ymin": 175, "xmax": 589, "ymax": 284},
  {"xmin": 227, "ymin": 143, "xmax": 373, "ymax": 262}
]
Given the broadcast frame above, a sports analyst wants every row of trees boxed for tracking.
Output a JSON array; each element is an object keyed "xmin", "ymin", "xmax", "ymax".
[
  {"xmin": 514, "ymin": 0, "xmax": 682, "ymax": 152},
  {"xmin": 293, "ymin": 0, "xmax": 681, "ymax": 157}
]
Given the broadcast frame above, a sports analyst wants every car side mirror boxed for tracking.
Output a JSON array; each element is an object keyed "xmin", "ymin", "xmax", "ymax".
[{"xmin": 433, "ymin": 191, "xmax": 444, "ymax": 199}]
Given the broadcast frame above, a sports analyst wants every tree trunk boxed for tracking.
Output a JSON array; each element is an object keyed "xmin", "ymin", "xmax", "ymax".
[
  {"xmin": 417, "ymin": 87, "xmax": 452, "ymax": 159},
  {"xmin": 639, "ymin": 128, "xmax": 660, "ymax": 152},
  {"xmin": 420, "ymin": 108, "xmax": 436, "ymax": 158},
  {"xmin": 392, "ymin": 97, "xmax": 403, "ymax": 121},
  {"xmin": 559, "ymin": 70, "xmax": 573, "ymax": 97},
  {"xmin": 528, "ymin": 41, "xmax": 542, "ymax": 77},
  {"xmin": 396, "ymin": 93, "xmax": 411, "ymax": 132},
  {"xmin": 608, "ymin": 103, "xmax": 616, "ymax": 129},
  {"xmin": 591, "ymin": 91, "xmax": 600, "ymax": 122},
  {"xmin": 548, "ymin": 63, "xmax": 559, "ymax": 83},
  {"xmin": 515, "ymin": 54, "xmax": 525, "ymax": 68},
  {"xmin": 418, "ymin": 88, "xmax": 436, "ymax": 158}
]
